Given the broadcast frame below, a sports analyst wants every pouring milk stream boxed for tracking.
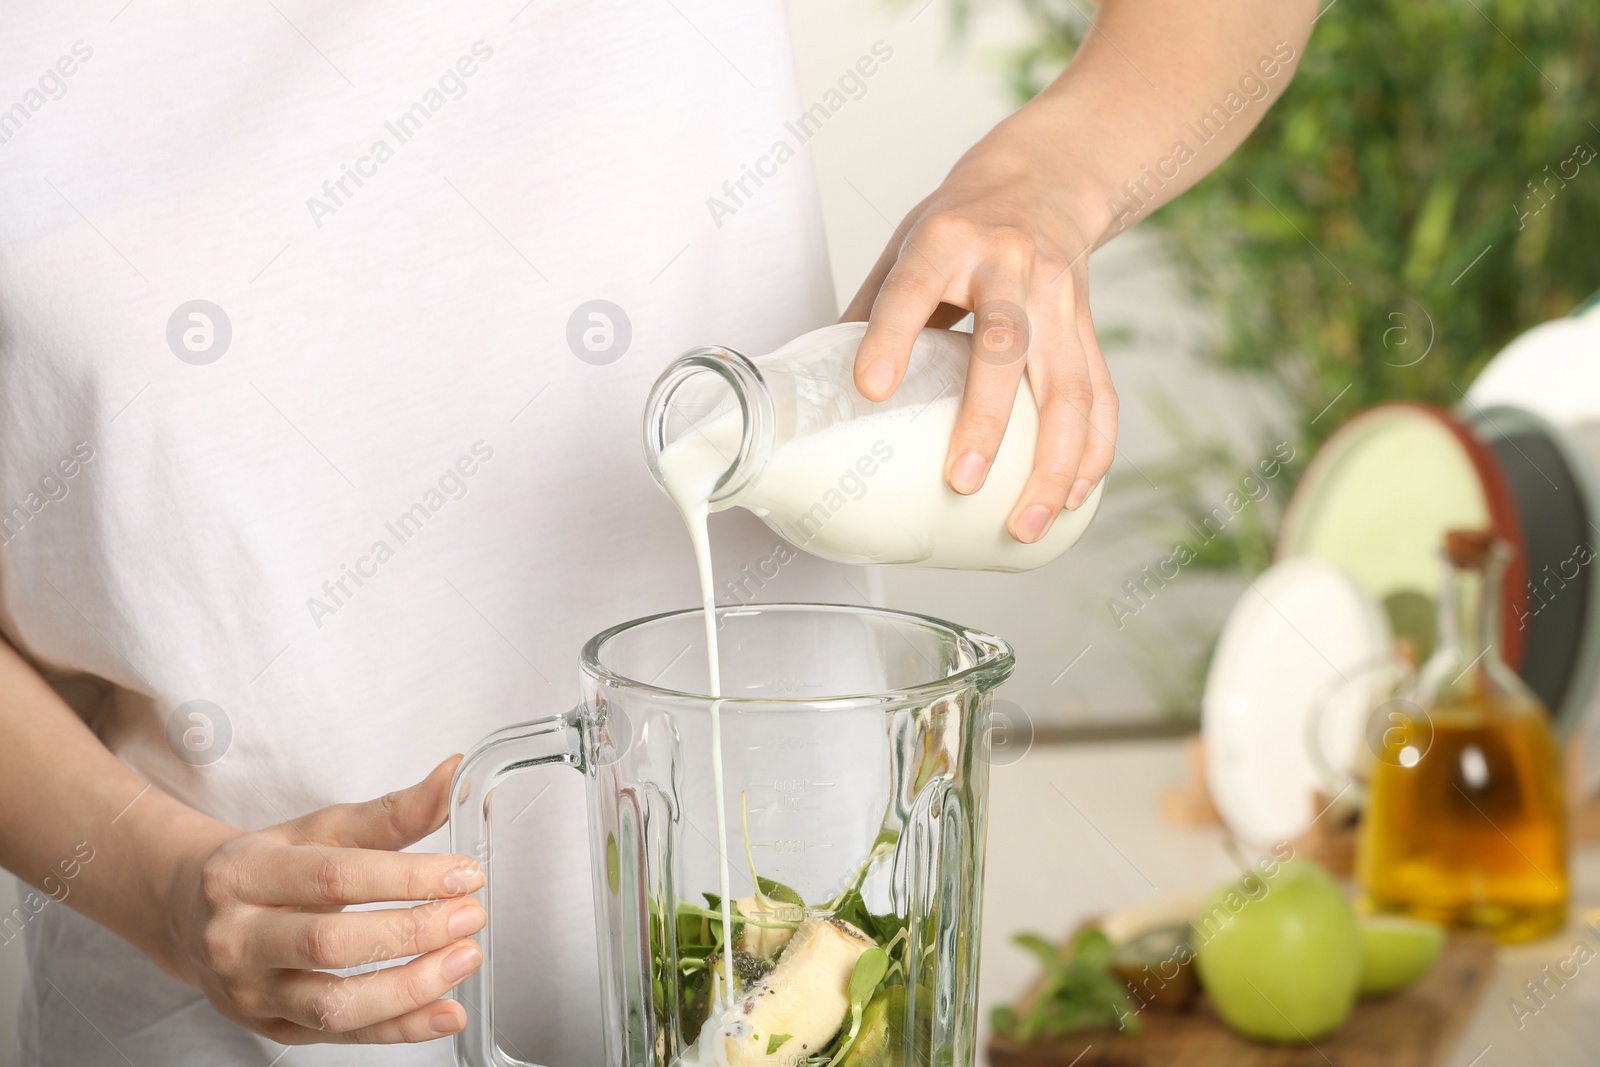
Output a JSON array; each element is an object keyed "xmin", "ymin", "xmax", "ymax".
[{"xmin": 646, "ymin": 322, "xmax": 1101, "ymax": 1064}]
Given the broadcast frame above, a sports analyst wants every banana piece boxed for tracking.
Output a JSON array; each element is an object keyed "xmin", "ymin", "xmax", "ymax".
[
  {"xmin": 721, "ymin": 917, "xmax": 873, "ymax": 1067},
  {"xmin": 735, "ymin": 895, "xmax": 802, "ymax": 959},
  {"xmin": 1099, "ymin": 891, "xmax": 1206, "ymax": 947}
]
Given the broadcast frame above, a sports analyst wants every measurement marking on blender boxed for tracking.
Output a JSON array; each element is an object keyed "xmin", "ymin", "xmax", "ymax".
[
  {"xmin": 772, "ymin": 778, "xmax": 833, "ymax": 790},
  {"xmin": 745, "ymin": 798, "xmax": 822, "ymax": 813},
  {"xmin": 752, "ymin": 839, "xmax": 834, "ymax": 853},
  {"xmin": 744, "ymin": 737, "xmax": 820, "ymax": 751}
]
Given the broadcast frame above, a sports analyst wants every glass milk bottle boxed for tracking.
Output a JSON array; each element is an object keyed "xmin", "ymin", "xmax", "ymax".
[
  {"xmin": 642, "ymin": 322, "xmax": 1103, "ymax": 572},
  {"xmin": 1357, "ymin": 529, "xmax": 1569, "ymax": 942}
]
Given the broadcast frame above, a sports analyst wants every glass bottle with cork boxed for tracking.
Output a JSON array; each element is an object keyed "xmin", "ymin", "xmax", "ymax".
[{"xmin": 1357, "ymin": 528, "xmax": 1569, "ymax": 942}]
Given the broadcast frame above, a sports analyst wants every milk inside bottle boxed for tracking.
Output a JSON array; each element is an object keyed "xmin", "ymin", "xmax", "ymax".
[{"xmin": 646, "ymin": 322, "xmax": 1104, "ymax": 573}]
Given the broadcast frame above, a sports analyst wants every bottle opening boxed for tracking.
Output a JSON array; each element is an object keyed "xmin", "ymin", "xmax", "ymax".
[
  {"xmin": 642, "ymin": 346, "xmax": 773, "ymax": 505},
  {"xmin": 1443, "ymin": 528, "xmax": 1503, "ymax": 569}
]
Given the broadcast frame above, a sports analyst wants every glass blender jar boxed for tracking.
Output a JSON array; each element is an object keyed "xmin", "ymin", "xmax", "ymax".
[{"xmin": 450, "ymin": 603, "xmax": 1015, "ymax": 1066}]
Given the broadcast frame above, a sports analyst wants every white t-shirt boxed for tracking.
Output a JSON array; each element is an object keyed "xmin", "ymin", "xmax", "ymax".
[{"xmin": 0, "ymin": 3, "xmax": 855, "ymax": 1064}]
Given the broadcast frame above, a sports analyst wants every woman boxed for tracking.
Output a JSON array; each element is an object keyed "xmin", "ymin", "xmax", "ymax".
[{"xmin": 0, "ymin": 1, "xmax": 1311, "ymax": 1063}]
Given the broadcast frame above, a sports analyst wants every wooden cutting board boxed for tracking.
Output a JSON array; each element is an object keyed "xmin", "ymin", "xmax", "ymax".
[{"xmin": 988, "ymin": 933, "xmax": 1497, "ymax": 1067}]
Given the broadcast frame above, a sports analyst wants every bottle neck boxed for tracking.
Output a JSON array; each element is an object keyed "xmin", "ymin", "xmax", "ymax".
[
  {"xmin": 1435, "ymin": 557, "xmax": 1501, "ymax": 673},
  {"xmin": 643, "ymin": 346, "xmax": 773, "ymax": 505}
]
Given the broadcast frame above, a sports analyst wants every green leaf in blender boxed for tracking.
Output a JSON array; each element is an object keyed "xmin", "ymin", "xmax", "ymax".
[{"xmin": 826, "ymin": 947, "xmax": 890, "ymax": 1067}]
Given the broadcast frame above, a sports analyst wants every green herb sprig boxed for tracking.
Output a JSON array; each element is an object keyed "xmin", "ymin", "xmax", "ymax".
[{"xmin": 991, "ymin": 928, "xmax": 1141, "ymax": 1042}]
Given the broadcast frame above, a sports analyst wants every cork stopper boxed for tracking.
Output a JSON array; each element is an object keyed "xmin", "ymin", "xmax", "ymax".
[{"xmin": 1443, "ymin": 528, "xmax": 1498, "ymax": 568}]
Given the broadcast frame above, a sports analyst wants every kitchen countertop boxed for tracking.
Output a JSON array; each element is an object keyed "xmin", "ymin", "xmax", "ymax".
[
  {"xmin": 2, "ymin": 738, "xmax": 1592, "ymax": 1064},
  {"xmin": 979, "ymin": 738, "xmax": 1600, "ymax": 1066}
]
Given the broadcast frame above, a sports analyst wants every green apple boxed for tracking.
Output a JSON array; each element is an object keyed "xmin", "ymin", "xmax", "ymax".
[
  {"xmin": 1357, "ymin": 915, "xmax": 1445, "ymax": 995},
  {"xmin": 1193, "ymin": 859, "xmax": 1361, "ymax": 1042}
]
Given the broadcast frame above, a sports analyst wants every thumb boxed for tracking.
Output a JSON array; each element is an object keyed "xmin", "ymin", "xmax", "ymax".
[{"xmin": 277, "ymin": 754, "xmax": 463, "ymax": 852}]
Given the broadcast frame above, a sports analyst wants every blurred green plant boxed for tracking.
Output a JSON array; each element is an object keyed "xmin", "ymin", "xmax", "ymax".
[
  {"xmin": 996, "ymin": 0, "xmax": 1600, "ymax": 443},
  {"xmin": 985, "ymin": 0, "xmax": 1600, "ymax": 713},
  {"xmin": 1092, "ymin": 395, "xmax": 1288, "ymax": 716}
]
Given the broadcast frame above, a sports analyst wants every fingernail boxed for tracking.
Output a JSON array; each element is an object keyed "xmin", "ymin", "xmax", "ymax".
[
  {"xmin": 1014, "ymin": 505, "xmax": 1053, "ymax": 544},
  {"xmin": 1066, "ymin": 478, "xmax": 1093, "ymax": 510},
  {"xmin": 440, "ymin": 943, "xmax": 482, "ymax": 985},
  {"xmin": 442, "ymin": 861, "xmax": 484, "ymax": 895},
  {"xmin": 429, "ymin": 1004, "xmax": 463, "ymax": 1034},
  {"xmin": 861, "ymin": 360, "xmax": 896, "ymax": 398},
  {"xmin": 447, "ymin": 900, "xmax": 485, "ymax": 939},
  {"xmin": 950, "ymin": 452, "xmax": 988, "ymax": 494}
]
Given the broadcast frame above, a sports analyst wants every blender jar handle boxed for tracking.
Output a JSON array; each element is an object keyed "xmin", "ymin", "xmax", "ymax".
[{"xmin": 449, "ymin": 710, "xmax": 586, "ymax": 1067}]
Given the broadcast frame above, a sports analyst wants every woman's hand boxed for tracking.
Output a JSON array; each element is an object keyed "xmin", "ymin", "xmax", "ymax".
[
  {"xmin": 843, "ymin": 107, "xmax": 1117, "ymax": 546},
  {"xmin": 163, "ymin": 757, "xmax": 486, "ymax": 1044}
]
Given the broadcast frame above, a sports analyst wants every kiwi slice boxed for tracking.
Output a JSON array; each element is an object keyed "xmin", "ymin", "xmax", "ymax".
[{"xmin": 1109, "ymin": 924, "xmax": 1199, "ymax": 1012}]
